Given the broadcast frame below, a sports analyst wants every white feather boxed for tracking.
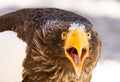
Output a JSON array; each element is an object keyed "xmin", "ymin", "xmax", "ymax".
[{"xmin": 69, "ymin": 23, "xmax": 85, "ymax": 31}]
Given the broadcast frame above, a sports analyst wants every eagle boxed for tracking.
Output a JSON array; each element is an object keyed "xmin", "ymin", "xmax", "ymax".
[{"xmin": 0, "ymin": 8, "xmax": 101, "ymax": 82}]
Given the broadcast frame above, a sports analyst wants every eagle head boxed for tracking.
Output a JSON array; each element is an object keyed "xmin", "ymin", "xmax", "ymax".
[{"xmin": 33, "ymin": 19, "xmax": 99, "ymax": 79}]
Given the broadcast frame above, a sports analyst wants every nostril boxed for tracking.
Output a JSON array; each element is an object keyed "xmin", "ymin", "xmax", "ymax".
[{"xmin": 73, "ymin": 33, "xmax": 75, "ymax": 37}]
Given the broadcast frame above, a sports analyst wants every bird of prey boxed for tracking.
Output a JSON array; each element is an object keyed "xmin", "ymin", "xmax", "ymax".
[{"xmin": 0, "ymin": 8, "xmax": 101, "ymax": 82}]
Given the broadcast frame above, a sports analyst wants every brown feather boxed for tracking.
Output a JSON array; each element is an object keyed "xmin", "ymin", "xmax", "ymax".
[{"xmin": 0, "ymin": 8, "xmax": 101, "ymax": 82}]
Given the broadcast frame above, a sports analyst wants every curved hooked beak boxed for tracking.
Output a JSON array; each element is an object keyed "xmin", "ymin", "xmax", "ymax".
[{"xmin": 64, "ymin": 29, "xmax": 89, "ymax": 76}]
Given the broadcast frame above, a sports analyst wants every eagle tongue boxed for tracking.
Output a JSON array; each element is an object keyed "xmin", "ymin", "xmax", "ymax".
[
  {"xmin": 69, "ymin": 47, "xmax": 81, "ymax": 66},
  {"xmin": 74, "ymin": 54, "xmax": 81, "ymax": 66}
]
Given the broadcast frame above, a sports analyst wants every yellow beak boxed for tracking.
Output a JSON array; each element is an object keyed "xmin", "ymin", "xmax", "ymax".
[{"xmin": 64, "ymin": 29, "xmax": 89, "ymax": 76}]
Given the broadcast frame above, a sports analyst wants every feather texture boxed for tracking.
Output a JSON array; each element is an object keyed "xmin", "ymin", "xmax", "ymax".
[{"xmin": 0, "ymin": 8, "xmax": 101, "ymax": 82}]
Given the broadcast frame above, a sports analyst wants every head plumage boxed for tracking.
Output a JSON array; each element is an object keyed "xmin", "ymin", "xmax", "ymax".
[{"xmin": 69, "ymin": 23, "xmax": 85, "ymax": 31}]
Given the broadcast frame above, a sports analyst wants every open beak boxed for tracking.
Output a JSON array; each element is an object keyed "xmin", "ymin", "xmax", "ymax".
[{"xmin": 64, "ymin": 29, "xmax": 89, "ymax": 76}]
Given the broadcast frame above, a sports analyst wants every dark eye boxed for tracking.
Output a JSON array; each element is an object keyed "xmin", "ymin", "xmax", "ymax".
[
  {"xmin": 61, "ymin": 32, "xmax": 67, "ymax": 40},
  {"xmin": 86, "ymin": 32, "xmax": 91, "ymax": 39}
]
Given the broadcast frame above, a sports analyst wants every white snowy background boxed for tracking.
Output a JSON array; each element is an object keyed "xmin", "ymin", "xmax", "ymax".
[{"xmin": 0, "ymin": 0, "xmax": 120, "ymax": 82}]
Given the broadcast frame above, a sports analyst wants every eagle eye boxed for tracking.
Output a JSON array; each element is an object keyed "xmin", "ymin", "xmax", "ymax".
[
  {"xmin": 86, "ymin": 32, "xmax": 91, "ymax": 39},
  {"xmin": 61, "ymin": 32, "xmax": 67, "ymax": 40}
]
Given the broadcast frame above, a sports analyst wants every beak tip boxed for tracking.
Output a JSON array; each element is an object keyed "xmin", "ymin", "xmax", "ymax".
[{"xmin": 74, "ymin": 68, "xmax": 81, "ymax": 77}]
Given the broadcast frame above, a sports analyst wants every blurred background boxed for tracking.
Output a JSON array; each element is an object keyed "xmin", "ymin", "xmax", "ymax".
[{"xmin": 0, "ymin": 0, "xmax": 120, "ymax": 82}]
